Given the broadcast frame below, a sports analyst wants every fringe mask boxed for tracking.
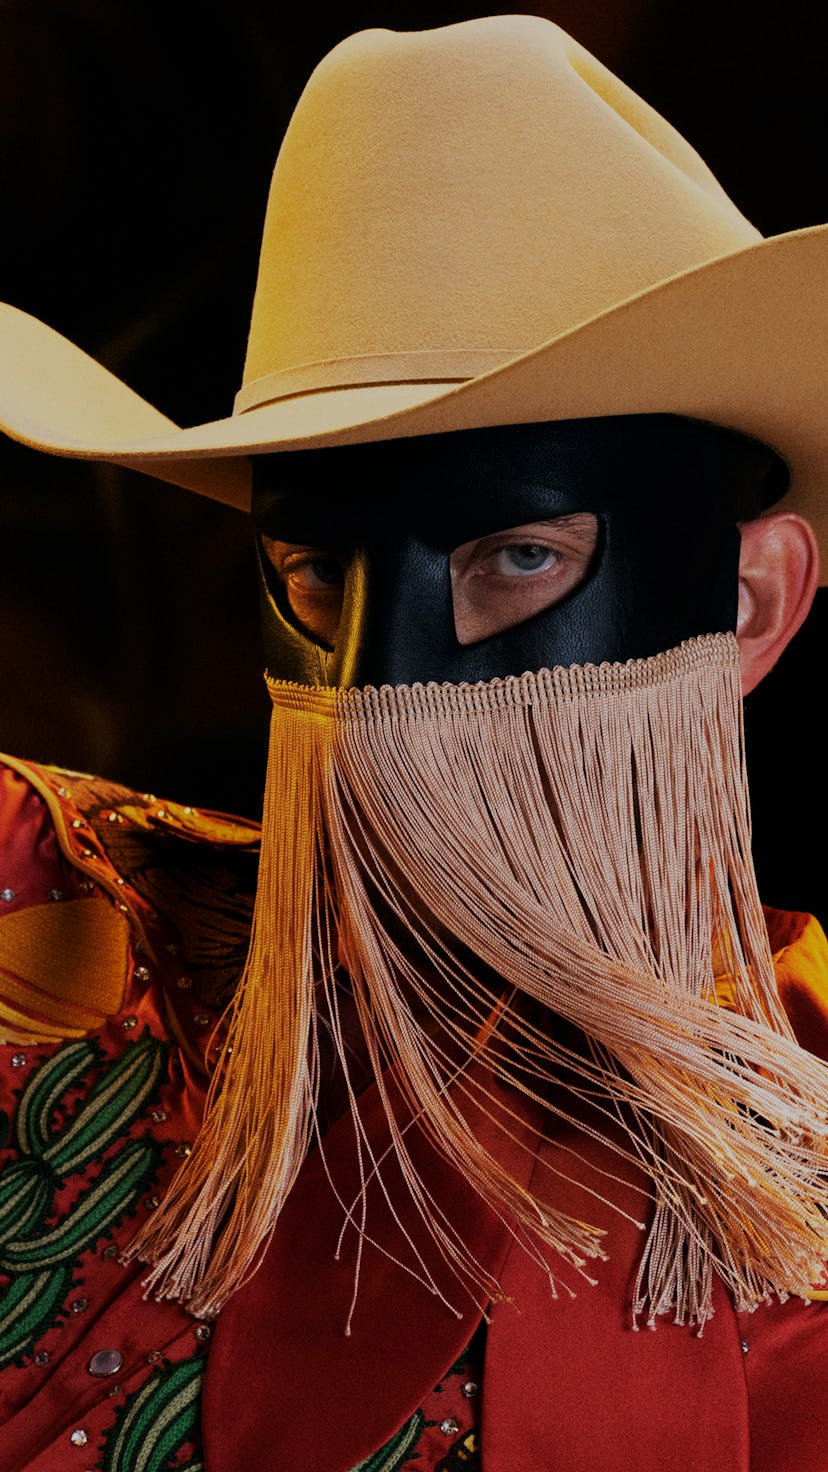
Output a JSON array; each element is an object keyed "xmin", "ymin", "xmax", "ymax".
[{"xmin": 129, "ymin": 633, "xmax": 828, "ymax": 1325}]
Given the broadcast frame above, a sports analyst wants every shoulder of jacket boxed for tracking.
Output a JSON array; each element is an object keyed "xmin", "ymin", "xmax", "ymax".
[{"xmin": 1, "ymin": 754, "xmax": 260, "ymax": 1010}]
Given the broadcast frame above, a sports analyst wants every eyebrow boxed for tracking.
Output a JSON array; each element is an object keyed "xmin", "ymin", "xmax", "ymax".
[{"xmin": 533, "ymin": 513, "xmax": 598, "ymax": 542}]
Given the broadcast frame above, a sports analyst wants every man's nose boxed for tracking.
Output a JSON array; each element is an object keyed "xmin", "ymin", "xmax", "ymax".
[{"xmin": 326, "ymin": 543, "xmax": 457, "ymax": 689}]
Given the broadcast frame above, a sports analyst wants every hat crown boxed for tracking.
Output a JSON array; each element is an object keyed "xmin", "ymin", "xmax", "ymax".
[{"xmin": 239, "ymin": 15, "xmax": 759, "ymax": 412}]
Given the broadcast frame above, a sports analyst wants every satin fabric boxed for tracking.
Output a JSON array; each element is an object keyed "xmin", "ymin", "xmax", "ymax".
[{"xmin": 206, "ymin": 910, "xmax": 828, "ymax": 1471}]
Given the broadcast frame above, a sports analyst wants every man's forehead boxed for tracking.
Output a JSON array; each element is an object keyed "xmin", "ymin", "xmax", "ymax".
[{"xmin": 251, "ymin": 415, "xmax": 786, "ymax": 546}]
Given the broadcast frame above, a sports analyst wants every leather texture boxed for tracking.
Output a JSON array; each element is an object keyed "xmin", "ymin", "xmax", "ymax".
[{"xmin": 253, "ymin": 415, "xmax": 784, "ymax": 688}]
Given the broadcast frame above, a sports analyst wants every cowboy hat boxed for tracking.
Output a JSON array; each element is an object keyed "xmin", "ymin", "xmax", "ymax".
[{"xmin": 1, "ymin": 15, "xmax": 825, "ymax": 570}]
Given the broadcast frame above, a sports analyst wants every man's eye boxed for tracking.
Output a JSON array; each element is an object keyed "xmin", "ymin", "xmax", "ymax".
[
  {"xmin": 260, "ymin": 536, "xmax": 345, "ymax": 647},
  {"xmin": 450, "ymin": 514, "xmax": 598, "ymax": 645},
  {"xmin": 289, "ymin": 557, "xmax": 344, "ymax": 590},
  {"xmin": 493, "ymin": 543, "xmax": 558, "ymax": 576}
]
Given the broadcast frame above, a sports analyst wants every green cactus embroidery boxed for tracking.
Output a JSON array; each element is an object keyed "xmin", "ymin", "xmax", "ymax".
[
  {"xmin": 101, "ymin": 1356, "xmax": 205, "ymax": 1472},
  {"xmin": 0, "ymin": 1264, "xmax": 74, "ymax": 1364},
  {"xmin": 349, "ymin": 1412, "xmax": 427, "ymax": 1472},
  {"xmin": 0, "ymin": 1031, "xmax": 166, "ymax": 1366}
]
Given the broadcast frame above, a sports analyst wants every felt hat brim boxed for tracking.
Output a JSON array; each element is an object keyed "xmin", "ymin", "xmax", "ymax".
[{"xmin": 1, "ymin": 222, "xmax": 826, "ymax": 580}]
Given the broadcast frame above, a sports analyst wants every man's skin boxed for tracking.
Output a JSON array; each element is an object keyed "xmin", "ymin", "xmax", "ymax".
[{"xmin": 737, "ymin": 511, "xmax": 819, "ymax": 692}]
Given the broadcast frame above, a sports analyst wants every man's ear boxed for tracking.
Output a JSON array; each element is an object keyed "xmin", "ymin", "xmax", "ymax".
[{"xmin": 736, "ymin": 512, "xmax": 820, "ymax": 695}]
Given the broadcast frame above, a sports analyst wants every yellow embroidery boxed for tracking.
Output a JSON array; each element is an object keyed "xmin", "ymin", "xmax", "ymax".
[{"xmin": 0, "ymin": 899, "xmax": 129, "ymax": 1043}]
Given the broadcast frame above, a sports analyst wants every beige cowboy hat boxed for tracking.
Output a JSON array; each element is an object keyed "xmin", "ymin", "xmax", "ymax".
[{"xmin": 1, "ymin": 14, "xmax": 826, "ymax": 569}]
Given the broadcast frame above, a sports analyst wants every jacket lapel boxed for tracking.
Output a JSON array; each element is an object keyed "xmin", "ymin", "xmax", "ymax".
[{"xmin": 205, "ymin": 1071, "xmax": 543, "ymax": 1472}]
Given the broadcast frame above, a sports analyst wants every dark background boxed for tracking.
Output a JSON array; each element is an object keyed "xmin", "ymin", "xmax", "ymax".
[{"xmin": 0, "ymin": 1, "xmax": 824, "ymax": 920}]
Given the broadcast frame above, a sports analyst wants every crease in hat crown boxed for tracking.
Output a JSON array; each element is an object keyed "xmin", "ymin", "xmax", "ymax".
[{"xmin": 0, "ymin": 12, "xmax": 826, "ymax": 572}]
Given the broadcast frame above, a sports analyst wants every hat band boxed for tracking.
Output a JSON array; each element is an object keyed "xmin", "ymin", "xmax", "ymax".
[{"xmin": 233, "ymin": 348, "xmax": 520, "ymax": 413}]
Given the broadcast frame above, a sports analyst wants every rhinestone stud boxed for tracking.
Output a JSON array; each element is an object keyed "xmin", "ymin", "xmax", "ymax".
[
  {"xmin": 69, "ymin": 1429, "xmax": 89, "ymax": 1447},
  {"xmin": 741, "ymin": 1340, "xmax": 750, "ymax": 1354},
  {"xmin": 11, "ymin": 1053, "xmax": 27, "ymax": 1068},
  {"xmin": 1, "ymin": 888, "xmax": 16, "ymax": 902},
  {"xmin": 194, "ymin": 1013, "xmax": 211, "ymax": 1028},
  {"xmin": 134, "ymin": 966, "xmax": 150, "ymax": 981},
  {"xmin": 71, "ymin": 1297, "xmax": 89, "ymax": 1314},
  {"xmin": 102, "ymin": 1244, "xmax": 119, "ymax": 1259},
  {"xmin": 33, "ymin": 1350, "xmax": 50, "ymax": 1366},
  {"xmin": 193, "ymin": 1324, "xmax": 211, "ymax": 1342},
  {"xmin": 46, "ymin": 889, "xmax": 63, "ymax": 902},
  {"xmin": 145, "ymin": 1196, "xmax": 161, "ymax": 1211},
  {"xmin": 440, "ymin": 1419, "xmax": 460, "ymax": 1436},
  {"xmin": 461, "ymin": 1381, "xmax": 478, "ymax": 1398},
  {"xmin": 71, "ymin": 819, "xmax": 84, "ymax": 829},
  {"xmin": 88, "ymin": 1348, "xmax": 124, "ymax": 1377},
  {"xmin": 175, "ymin": 1143, "xmax": 192, "ymax": 1159},
  {"xmin": 122, "ymin": 1017, "xmax": 137, "ymax": 1031},
  {"xmin": 177, "ymin": 976, "xmax": 193, "ymax": 990},
  {"xmin": 150, "ymin": 1108, "xmax": 168, "ymax": 1124}
]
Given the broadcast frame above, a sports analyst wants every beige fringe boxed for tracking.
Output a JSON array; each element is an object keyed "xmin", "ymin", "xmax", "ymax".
[{"xmin": 129, "ymin": 633, "xmax": 828, "ymax": 1325}]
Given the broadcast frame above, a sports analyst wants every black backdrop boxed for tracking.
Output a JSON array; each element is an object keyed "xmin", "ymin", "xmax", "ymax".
[{"xmin": 0, "ymin": 0, "xmax": 824, "ymax": 921}]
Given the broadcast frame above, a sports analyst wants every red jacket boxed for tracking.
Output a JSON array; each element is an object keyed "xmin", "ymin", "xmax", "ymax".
[
  {"xmin": 2, "ymin": 755, "xmax": 828, "ymax": 1470},
  {"xmin": 207, "ymin": 906, "xmax": 828, "ymax": 1472}
]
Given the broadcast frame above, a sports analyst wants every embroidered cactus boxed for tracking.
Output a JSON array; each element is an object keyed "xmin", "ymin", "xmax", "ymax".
[
  {"xmin": 350, "ymin": 1412, "xmax": 427, "ymax": 1472},
  {"xmin": 101, "ymin": 1356, "xmax": 205, "ymax": 1472},
  {"xmin": 0, "ymin": 1032, "xmax": 166, "ymax": 1366}
]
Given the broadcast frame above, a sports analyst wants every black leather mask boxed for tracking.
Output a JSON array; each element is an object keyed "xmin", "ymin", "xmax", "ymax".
[{"xmin": 252, "ymin": 415, "xmax": 787, "ymax": 688}]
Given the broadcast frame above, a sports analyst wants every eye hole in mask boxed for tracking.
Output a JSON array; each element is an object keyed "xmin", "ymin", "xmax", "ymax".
[
  {"xmin": 448, "ymin": 512, "xmax": 599, "ymax": 644},
  {"xmin": 259, "ymin": 538, "xmax": 344, "ymax": 648},
  {"xmin": 259, "ymin": 512, "xmax": 599, "ymax": 652}
]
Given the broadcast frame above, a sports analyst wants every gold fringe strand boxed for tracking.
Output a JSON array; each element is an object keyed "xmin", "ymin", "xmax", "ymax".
[
  {"xmin": 129, "ymin": 634, "xmax": 828, "ymax": 1324},
  {"xmin": 126, "ymin": 696, "xmax": 324, "ymax": 1311}
]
